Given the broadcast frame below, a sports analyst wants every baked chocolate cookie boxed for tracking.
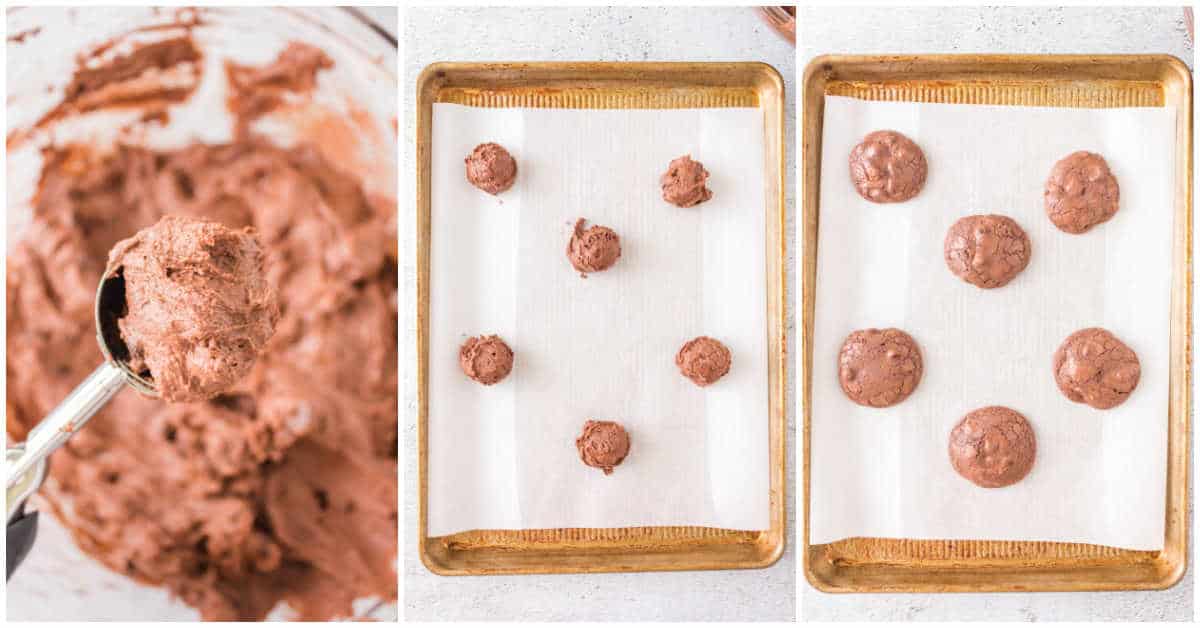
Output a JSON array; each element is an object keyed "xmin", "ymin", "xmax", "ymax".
[
  {"xmin": 949, "ymin": 406, "xmax": 1036, "ymax": 488},
  {"xmin": 1044, "ymin": 151, "xmax": 1119, "ymax": 234},
  {"xmin": 1053, "ymin": 327, "xmax": 1140, "ymax": 409},
  {"xmin": 848, "ymin": 130, "xmax": 928, "ymax": 203},
  {"xmin": 838, "ymin": 328, "xmax": 923, "ymax": 407},
  {"xmin": 943, "ymin": 214, "xmax": 1032, "ymax": 289}
]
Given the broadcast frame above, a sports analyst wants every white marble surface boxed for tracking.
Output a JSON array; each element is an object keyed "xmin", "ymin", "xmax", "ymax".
[
  {"xmin": 402, "ymin": 6, "xmax": 796, "ymax": 621},
  {"xmin": 800, "ymin": 5, "xmax": 1193, "ymax": 622}
]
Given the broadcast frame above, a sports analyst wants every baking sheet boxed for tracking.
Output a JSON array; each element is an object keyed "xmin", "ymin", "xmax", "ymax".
[
  {"xmin": 427, "ymin": 103, "xmax": 770, "ymax": 537},
  {"xmin": 810, "ymin": 95, "xmax": 1175, "ymax": 551}
]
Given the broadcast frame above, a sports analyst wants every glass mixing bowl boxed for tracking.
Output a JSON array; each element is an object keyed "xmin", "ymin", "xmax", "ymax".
[{"xmin": 5, "ymin": 6, "xmax": 397, "ymax": 621}]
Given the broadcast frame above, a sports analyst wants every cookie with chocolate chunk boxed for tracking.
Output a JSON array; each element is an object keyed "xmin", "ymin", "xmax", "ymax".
[
  {"xmin": 838, "ymin": 328, "xmax": 923, "ymax": 407},
  {"xmin": 944, "ymin": 214, "xmax": 1031, "ymax": 289},
  {"xmin": 1053, "ymin": 328, "xmax": 1140, "ymax": 409},
  {"xmin": 949, "ymin": 406, "xmax": 1036, "ymax": 488},
  {"xmin": 848, "ymin": 130, "xmax": 928, "ymax": 203}
]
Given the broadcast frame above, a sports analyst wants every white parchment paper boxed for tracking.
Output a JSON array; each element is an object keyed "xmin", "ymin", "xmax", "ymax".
[
  {"xmin": 810, "ymin": 96, "xmax": 1176, "ymax": 551},
  {"xmin": 428, "ymin": 104, "xmax": 770, "ymax": 536}
]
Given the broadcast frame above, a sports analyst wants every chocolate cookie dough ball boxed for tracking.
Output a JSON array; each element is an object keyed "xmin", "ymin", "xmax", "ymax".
[
  {"xmin": 676, "ymin": 336, "xmax": 732, "ymax": 387},
  {"xmin": 459, "ymin": 334, "xmax": 514, "ymax": 385},
  {"xmin": 567, "ymin": 218, "xmax": 620, "ymax": 276},
  {"xmin": 849, "ymin": 130, "xmax": 928, "ymax": 203},
  {"xmin": 465, "ymin": 142, "xmax": 517, "ymax": 195},
  {"xmin": 838, "ymin": 328, "xmax": 922, "ymax": 407},
  {"xmin": 575, "ymin": 420, "xmax": 631, "ymax": 475},
  {"xmin": 1053, "ymin": 328, "xmax": 1140, "ymax": 409},
  {"xmin": 949, "ymin": 406, "xmax": 1036, "ymax": 488},
  {"xmin": 104, "ymin": 216, "xmax": 279, "ymax": 403},
  {"xmin": 943, "ymin": 214, "xmax": 1032, "ymax": 289},
  {"xmin": 1044, "ymin": 151, "xmax": 1120, "ymax": 234},
  {"xmin": 660, "ymin": 155, "xmax": 713, "ymax": 207}
]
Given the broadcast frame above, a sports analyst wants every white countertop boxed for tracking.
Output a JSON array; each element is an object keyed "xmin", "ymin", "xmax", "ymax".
[
  {"xmin": 800, "ymin": 5, "xmax": 1193, "ymax": 621},
  {"xmin": 402, "ymin": 6, "xmax": 796, "ymax": 621}
]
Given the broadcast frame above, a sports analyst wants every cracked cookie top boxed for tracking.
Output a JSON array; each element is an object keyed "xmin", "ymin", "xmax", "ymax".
[{"xmin": 1053, "ymin": 327, "xmax": 1141, "ymax": 409}]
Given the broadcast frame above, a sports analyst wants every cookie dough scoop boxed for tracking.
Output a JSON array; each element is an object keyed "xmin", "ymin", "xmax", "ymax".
[
  {"xmin": 576, "ymin": 420, "xmax": 630, "ymax": 475},
  {"xmin": 6, "ymin": 216, "xmax": 279, "ymax": 493},
  {"xmin": 465, "ymin": 142, "xmax": 517, "ymax": 195},
  {"xmin": 660, "ymin": 155, "xmax": 713, "ymax": 207},
  {"xmin": 567, "ymin": 218, "xmax": 621, "ymax": 276}
]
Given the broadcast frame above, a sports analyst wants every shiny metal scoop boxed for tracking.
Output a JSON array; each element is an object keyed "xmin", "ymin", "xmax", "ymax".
[{"xmin": 5, "ymin": 273, "xmax": 159, "ymax": 492}]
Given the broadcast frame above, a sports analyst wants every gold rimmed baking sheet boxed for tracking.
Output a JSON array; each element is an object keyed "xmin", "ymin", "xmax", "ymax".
[
  {"xmin": 416, "ymin": 62, "xmax": 786, "ymax": 575},
  {"xmin": 802, "ymin": 54, "xmax": 1192, "ymax": 592}
]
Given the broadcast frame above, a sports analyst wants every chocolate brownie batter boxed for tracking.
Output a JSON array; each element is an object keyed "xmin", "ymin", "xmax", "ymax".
[
  {"xmin": 36, "ymin": 35, "xmax": 203, "ymax": 131},
  {"xmin": 464, "ymin": 142, "xmax": 517, "ymax": 195},
  {"xmin": 848, "ymin": 130, "xmax": 927, "ymax": 203},
  {"xmin": 225, "ymin": 42, "xmax": 333, "ymax": 138},
  {"xmin": 676, "ymin": 336, "xmax": 732, "ymax": 387},
  {"xmin": 566, "ymin": 218, "xmax": 621, "ymax": 276},
  {"xmin": 6, "ymin": 40, "xmax": 396, "ymax": 620},
  {"xmin": 104, "ymin": 216, "xmax": 279, "ymax": 402},
  {"xmin": 575, "ymin": 420, "xmax": 630, "ymax": 475},
  {"xmin": 1053, "ymin": 328, "xmax": 1141, "ymax": 409},
  {"xmin": 949, "ymin": 406, "xmax": 1036, "ymax": 488},
  {"xmin": 660, "ymin": 155, "xmax": 712, "ymax": 207},
  {"xmin": 459, "ymin": 335, "xmax": 514, "ymax": 385},
  {"xmin": 943, "ymin": 214, "xmax": 1032, "ymax": 289},
  {"xmin": 838, "ymin": 328, "xmax": 922, "ymax": 407},
  {"xmin": 1044, "ymin": 151, "xmax": 1120, "ymax": 234}
]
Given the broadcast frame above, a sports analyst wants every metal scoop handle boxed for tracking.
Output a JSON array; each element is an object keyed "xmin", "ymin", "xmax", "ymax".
[{"xmin": 6, "ymin": 361, "xmax": 126, "ymax": 491}]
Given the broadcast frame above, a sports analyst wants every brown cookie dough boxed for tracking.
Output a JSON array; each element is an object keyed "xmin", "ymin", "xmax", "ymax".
[
  {"xmin": 465, "ymin": 142, "xmax": 517, "ymax": 195},
  {"xmin": 566, "ymin": 218, "xmax": 621, "ymax": 276},
  {"xmin": 575, "ymin": 420, "xmax": 630, "ymax": 475},
  {"xmin": 949, "ymin": 406, "xmax": 1036, "ymax": 488},
  {"xmin": 838, "ymin": 328, "xmax": 923, "ymax": 407},
  {"xmin": 1053, "ymin": 327, "xmax": 1141, "ymax": 409},
  {"xmin": 660, "ymin": 155, "xmax": 712, "ymax": 207},
  {"xmin": 1044, "ymin": 151, "xmax": 1120, "ymax": 234},
  {"xmin": 7, "ymin": 39, "xmax": 399, "ymax": 621},
  {"xmin": 943, "ymin": 214, "xmax": 1032, "ymax": 289},
  {"xmin": 104, "ymin": 216, "xmax": 279, "ymax": 403},
  {"xmin": 676, "ymin": 336, "xmax": 732, "ymax": 387},
  {"xmin": 848, "ymin": 130, "xmax": 928, "ymax": 203},
  {"xmin": 459, "ymin": 334, "xmax": 514, "ymax": 385}
]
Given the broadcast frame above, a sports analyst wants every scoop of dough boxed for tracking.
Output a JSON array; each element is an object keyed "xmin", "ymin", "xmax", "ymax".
[
  {"xmin": 676, "ymin": 336, "xmax": 732, "ymax": 387},
  {"xmin": 465, "ymin": 142, "xmax": 517, "ymax": 194},
  {"xmin": 660, "ymin": 155, "xmax": 713, "ymax": 207},
  {"xmin": 575, "ymin": 420, "xmax": 630, "ymax": 475},
  {"xmin": 458, "ymin": 334, "xmax": 514, "ymax": 385},
  {"xmin": 566, "ymin": 218, "xmax": 621, "ymax": 276},
  {"xmin": 105, "ymin": 215, "xmax": 279, "ymax": 403}
]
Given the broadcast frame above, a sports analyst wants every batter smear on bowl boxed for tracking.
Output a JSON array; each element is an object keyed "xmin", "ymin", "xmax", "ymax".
[{"xmin": 6, "ymin": 36, "xmax": 397, "ymax": 620}]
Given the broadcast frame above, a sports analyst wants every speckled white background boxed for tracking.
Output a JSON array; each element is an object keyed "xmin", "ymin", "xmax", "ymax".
[
  {"xmin": 801, "ymin": 5, "xmax": 1193, "ymax": 622},
  {"xmin": 402, "ymin": 6, "xmax": 796, "ymax": 621}
]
